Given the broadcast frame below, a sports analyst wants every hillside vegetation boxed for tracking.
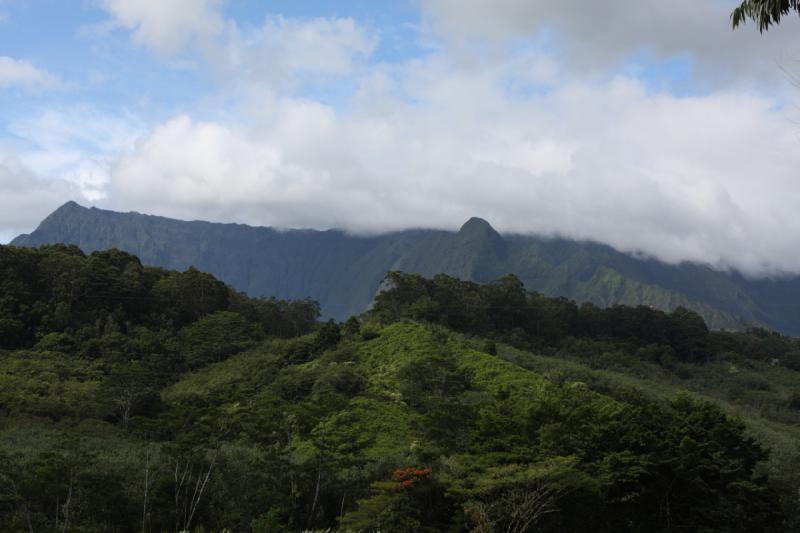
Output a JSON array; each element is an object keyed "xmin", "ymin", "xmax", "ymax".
[{"xmin": 0, "ymin": 245, "xmax": 799, "ymax": 531}]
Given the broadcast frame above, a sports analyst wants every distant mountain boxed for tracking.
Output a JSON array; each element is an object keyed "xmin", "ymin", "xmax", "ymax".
[{"xmin": 12, "ymin": 201, "xmax": 800, "ymax": 333}]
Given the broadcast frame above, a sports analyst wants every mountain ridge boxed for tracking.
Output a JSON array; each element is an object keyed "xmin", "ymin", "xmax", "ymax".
[{"xmin": 12, "ymin": 201, "xmax": 800, "ymax": 333}]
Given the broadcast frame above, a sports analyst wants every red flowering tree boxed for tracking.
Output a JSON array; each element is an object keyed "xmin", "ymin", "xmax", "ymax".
[
  {"xmin": 339, "ymin": 466, "xmax": 455, "ymax": 532},
  {"xmin": 392, "ymin": 467, "xmax": 431, "ymax": 488}
]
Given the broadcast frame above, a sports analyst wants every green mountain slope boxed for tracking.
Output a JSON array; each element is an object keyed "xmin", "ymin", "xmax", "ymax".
[
  {"xmin": 12, "ymin": 202, "xmax": 800, "ymax": 333},
  {"xmin": 1, "ymin": 247, "xmax": 799, "ymax": 530},
  {"xmin": 2, "ymin": 321, "xmax": 796, "ymax": 531}
]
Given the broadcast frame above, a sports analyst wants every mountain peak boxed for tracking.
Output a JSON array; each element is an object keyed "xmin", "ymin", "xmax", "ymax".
[
  {"xmin": 10, "ymin": 201, "xmax": 89, "ymax": 246},
  {"xmin": 459, "ymin": 217, "xmax": 496, "ymax": 235},
  {"xmin": 54, "ymin": 200, "xmax": 86, "ymax": 213},
  {"xmin": 43, "ymin": 201, "xmax": 89, "ymax": 221},
  {"xmin": 455, "ymin": 217, "xmax": 507, "ymax": 273},
  {"xmin": 41, "ymin": 200, "xmax": 89, "ymax": 225}
]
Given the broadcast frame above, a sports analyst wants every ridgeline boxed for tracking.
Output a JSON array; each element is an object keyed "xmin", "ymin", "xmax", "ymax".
[{"xmin": 13, "ymin": 202, "xmax": 800, "ymax": 333}]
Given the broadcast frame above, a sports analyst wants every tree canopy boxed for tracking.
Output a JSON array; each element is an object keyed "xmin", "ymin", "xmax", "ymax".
[
  {"xmin": 732, "ymin": 0, "xmax": 800, "ymax": 31},
  {"xmin": 1, "ymin": 248, "xmax": 799, "ymax": 530}
]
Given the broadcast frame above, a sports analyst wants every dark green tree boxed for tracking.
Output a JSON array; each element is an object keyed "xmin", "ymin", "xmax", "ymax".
[
  {"xmin": 179, "ymin": 311, "xmax": 259, "ymax": 368},
  {"xmin": 341, "ymin": 316, "xmax": 361, "ymax": 339},
  {"xmin": 314, "ymin": 319, "xmax": 342, "ymax": 353},
  {"xmin": 732, "ymin": 0, "xmax": 800, "ymax": 31}
]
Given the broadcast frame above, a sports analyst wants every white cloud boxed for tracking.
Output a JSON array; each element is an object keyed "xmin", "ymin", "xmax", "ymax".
[
  {"xmin": 0, "ymin": 105, "xmax": 143, "ymax": 239},
  {"xmin": 8, "ymin": 108, "xmax": 143, "ymax": 201},
  {"xmin": 0, "ymin": 153, "xmax": 79, "ymax": 239},
  {"xmin": 98, "ymin": 0, "xmax": 377, "ymax": 86},
  {"xmin": 214, "ymin": 15, "xmax": 377, "ymax": 88},
  {"xmin": 103, "ymin": 47, "xmax": 800, "ymax": 276},
  {"xmin": 0, "ymin": 56, "xmax": 58, "ymax": 89},
  {"xmin": 421, "ymin": 0, "xmax": 800, "ymax": 87},
  {"xmin": 100, "ymin": 0, "xmax": 225, "ymax": 55}
]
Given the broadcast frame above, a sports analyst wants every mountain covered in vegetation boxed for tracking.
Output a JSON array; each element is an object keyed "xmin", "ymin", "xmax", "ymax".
[
  {"xmin": 12, "ymin": 201, "xmax": 800, "ymax": 334},
  {"xmin": 1, "ymin": 244, "xmax": 800, "ymax": 531}
]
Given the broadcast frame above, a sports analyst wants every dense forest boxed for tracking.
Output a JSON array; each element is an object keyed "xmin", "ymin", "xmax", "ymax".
[{"xmin": 1, "ymin": 245, "xmax": 799, "ymax": 531}]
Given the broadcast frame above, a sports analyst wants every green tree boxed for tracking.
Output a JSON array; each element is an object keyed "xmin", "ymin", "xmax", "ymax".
[
  {"xmin": 341, "ymin": 316, "xmax": 361, "ymax": 339},
  {"xmin": 179, "ymin": 311, "xmax": 258, "ymax": 369},
  {"xmin": 669, "ymin": 306, "xmax": 711, "ymax": 362},
  {"xmin": 340, "ymin": 468, "xmax": 455, "ymax": 532},
  {"xmin": 732, "ymin": 0, "xmax": 800, "ymax": 31},
  {"xmin": 314, "ymin": 319, "xmax": 342, "ymax": 354},
  {"xmin": 100, "ymin": 361, "xmax": 159, "ymax": 427},
  {"xmin": 152, "ymin": 267, "xmax": 231, "ymax": 326}
]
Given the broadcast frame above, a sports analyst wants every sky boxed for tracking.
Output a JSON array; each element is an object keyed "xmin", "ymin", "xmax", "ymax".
[{"xmin": 1, "ymin": 1, "xmax": 800, "ymax": 278}]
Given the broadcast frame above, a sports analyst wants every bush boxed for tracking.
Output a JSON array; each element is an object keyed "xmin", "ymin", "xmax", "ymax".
[
  {"xmin": 788, "ymin": 393, "xmax": 800, "ymax": 412},
  {"xmin": 34, "ymin": 332, "xmax": 76, "ymax": 353},
  {"xmin": 361, "ymin": 326, "xmax": 381, "ymax": 341},
  {"xmin": 484, "ymin": 339, "xmax": 497, "ymax": 355}
]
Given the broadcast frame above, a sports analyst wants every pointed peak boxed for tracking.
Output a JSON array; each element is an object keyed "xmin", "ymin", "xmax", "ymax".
[
  {"xmin": 459, "ymin": 217, "xmax": 496, "ymax": 235},
  {"xmin": 57, "ymin": 200, "xmax": 85, "ymax": 211},
  {"xmin": 40, "ymin": 201, "xmax": 88, "ymax": 224},
  {"xmin": 47, "ymin": 201, "xmax": 88, "ymax": 218},
  {"xmin": 10, "ymin": 201, "xmax": 88, "ymax": 246},
  {"xmin": 457, "ymin": 217, "xmax": 505, "ymax": 251}
]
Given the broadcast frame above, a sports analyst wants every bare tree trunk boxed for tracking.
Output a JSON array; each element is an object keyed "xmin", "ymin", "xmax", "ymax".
[
  {"xmin": 185, "ymin": 455, "xmax": 215, "ymax": 532},
  {"xmin": 61, "ymin": 468, "xmax": 74, "ymax": 533},
  {"xmin": 142, "ymin": 448, "xmax": 151, "ymax": 533},
  {"xmin": 174, "ymin": 461, "xmax": 189, "ymax": 533},
  {"xmin": 122, "ymin": 398, "xmax": 131, "ymax": 429},
  {"xmin": 307, "ymin": 463, "xmax": 322, "ymax": 529},
  {"xmin": 185, "ymin": 472, "xmax": 202, "ymax": 530},
  {"xmin": 481, "ymin": 481, "xmax": 559, "ymax": 533}
]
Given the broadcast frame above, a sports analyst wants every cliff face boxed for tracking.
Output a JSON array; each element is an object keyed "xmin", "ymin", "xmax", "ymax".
[{"xmin": 13, "ymin": 202, "xmax": 800, "ymax": 333}]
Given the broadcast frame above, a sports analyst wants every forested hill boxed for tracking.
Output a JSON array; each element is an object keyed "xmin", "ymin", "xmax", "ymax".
[
  {"xmin": 12, "ymin": 201, "xmax": 800, "ymax": 334},
  {"xmin": 1, "ymin": 245, "xmax": 800, "ymax": 531}
]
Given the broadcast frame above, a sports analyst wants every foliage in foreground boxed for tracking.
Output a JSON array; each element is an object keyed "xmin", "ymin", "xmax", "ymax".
[
  {"xmin": 732, "ymin": 0, "xmax": 800, "ymax": 31},
  {"xmin": 0, "ymin": 248, "xmax": 797, "ymax": 531}
]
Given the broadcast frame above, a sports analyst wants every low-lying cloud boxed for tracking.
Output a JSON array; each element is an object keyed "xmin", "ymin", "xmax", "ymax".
[{"xmin": 104, "ymin": 67, "xmax": 800, "ymax": 277}]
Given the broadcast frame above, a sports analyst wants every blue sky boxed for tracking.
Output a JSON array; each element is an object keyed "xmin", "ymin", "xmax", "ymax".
[
  {"xmin": 0, "ymin": 0, "xmax": 697, "ymax": 131},
  {"xmin": 2, "ymin": 1, "xmax": 800, "ymax": 276},
  {"xmin": 0, "ymin": 1, "xmax": 426, "ymax": 119}
]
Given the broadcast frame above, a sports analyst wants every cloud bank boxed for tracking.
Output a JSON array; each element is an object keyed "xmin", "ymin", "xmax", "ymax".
[
  {"xmin": 106, "ymin": 73, "xmax": 800, "ymax": 276},
  {"xmin": 4, "ymin": 0, "xmax": 800, "ymax": 279}
]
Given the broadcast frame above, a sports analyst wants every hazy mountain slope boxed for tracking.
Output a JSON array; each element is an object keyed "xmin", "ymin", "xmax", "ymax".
[{"xmin": 12, "ymin": 201, "xmax": 800, "ymax": 332}]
